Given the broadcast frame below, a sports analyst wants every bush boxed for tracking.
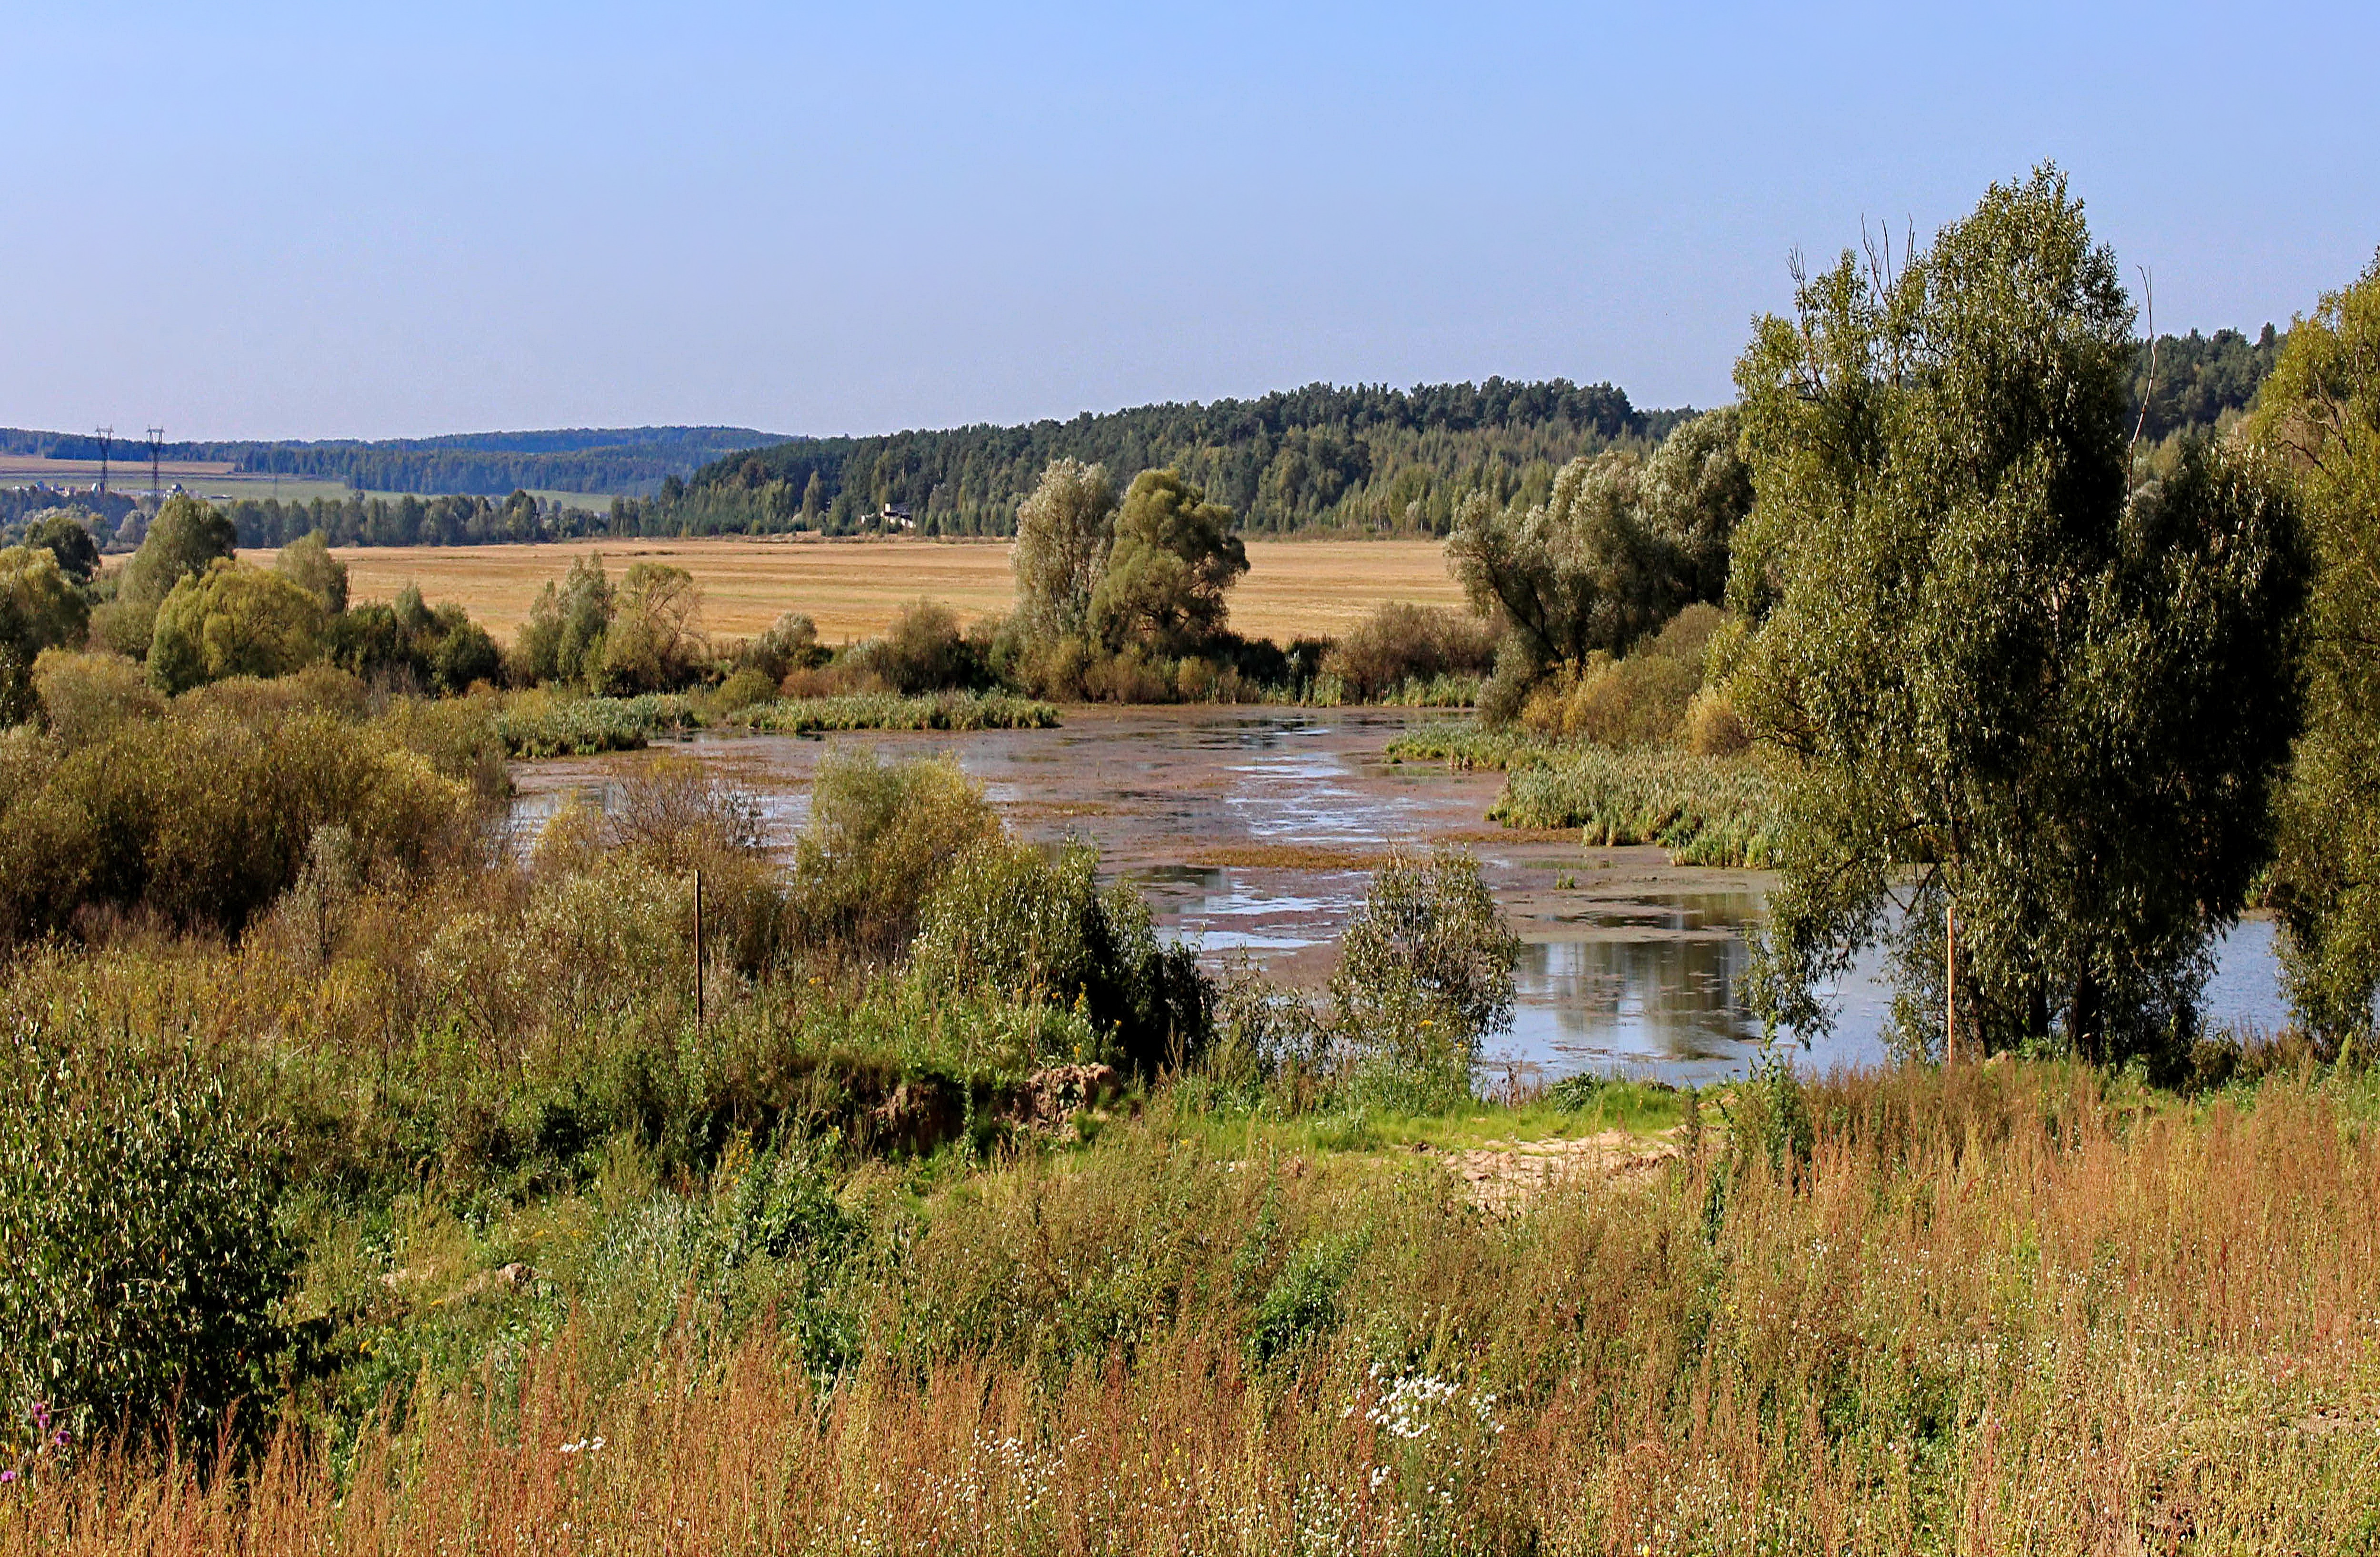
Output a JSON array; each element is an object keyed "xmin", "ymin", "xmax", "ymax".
[
  {"xmin": 788, "ymin": 750, "xmax": 1000, "ymax": 961},
  {"xmin": 854, "ymin": 599, "xmax": 983, "ymax": 693},
  {"xmin": 910, "ymin": 839, "xmax": 1211, "ymax": 1075},
  {"xmin": 1517, "ymin": 603, "xmax": 1722, "ymax": 746},
  {"xmin": 31, "ymin": 649, "xmax": 163, "ymax": 749},
  {"xmin": 0, "ymin": 1035, "xmax": 291, "ymax": 1453},
  {"xmin": 1332, "ymin": 848, "xmax": 1518, "ymax": 1052},
  {"xmin": 1319, "ymin": 602, "xmax": 1499, "ymax": 703},
  {"xmin": 0, "ymin": 707, "xmax": 482, "ymax": 944}
]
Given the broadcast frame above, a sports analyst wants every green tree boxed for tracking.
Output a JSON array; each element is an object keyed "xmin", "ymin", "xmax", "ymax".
[
  {"xmin": 599, "ymin": 561, "xmax": 703, "ymax": 691},
  {"xmin": 1012, "ymin": 458, "xmax": 1117, "ymax": 638},
  {"xmin": 0, "ymin": 545, "xmax": 92, "ymax": 723},
  {"xmin": 1725, "ymin": 167, "xmax": 2306, "ymax": 1065},
  {"xmin": 274, "ymin": 530, "xmax": 350, "ymax": 614},
  {"xmin": 1088, "ymin": 469, "xmax": 1247, "ymax": 654},
  {"xmin": 2252, "ymin": 252, "xmax": 2380, "ymax": 1043},
  {"xmin": 514, "ymin": 552, "xmax": 615, "ymax": 686},
  {"xmin": 148, "ymin": 560, "xmax": 330, "ymax": 693},
  {"xmin": 1448, "ymin": 408, "xmax": 1748, "ymax": 716},
  {"xmin": 28, "ymin": 511, "xmax": 100, "ymax": 584},
  {"xmin": 93, "ymin": 495, "xmax": 237, "ymax": 658}
]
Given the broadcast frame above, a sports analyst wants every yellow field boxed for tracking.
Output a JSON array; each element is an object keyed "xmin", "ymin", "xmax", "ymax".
[{"xmin": 263, "ymin": 536, "xmax": 1467, "ymax": 645}]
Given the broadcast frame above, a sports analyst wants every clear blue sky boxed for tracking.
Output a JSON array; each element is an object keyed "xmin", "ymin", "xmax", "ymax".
[{"xmin": 3, "ymin": 1, "xmax": 2372, "ymax": 441}]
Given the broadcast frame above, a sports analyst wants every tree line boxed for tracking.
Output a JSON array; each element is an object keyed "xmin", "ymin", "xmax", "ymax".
[{"xmin": 0, "ymin": 425, "xmax": 780, "ymax": 498}]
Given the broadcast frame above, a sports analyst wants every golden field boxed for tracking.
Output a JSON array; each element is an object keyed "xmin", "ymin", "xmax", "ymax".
[{"xmin": 238, "ymin": 536, "xmax": 1469, "ymax": 645}]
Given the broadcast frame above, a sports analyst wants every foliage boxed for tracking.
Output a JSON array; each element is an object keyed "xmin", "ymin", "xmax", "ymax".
[
  {"xmin": 0, "ymin": 546, "xmax": 90, "ymax": 724},
  {"xmin": 1089, "ymin": 469, "xmax": 1249, "ymax": 654},
  {"xmin": 1517, "ymin": 601, "xmax": 1721, "ymax": 747},
  {"xmin": 627, "ymin": 377, "xmax": 1672, "ymax": 538},
  {"xmin": 91, "ymin": 495, "xmax": 235, "ymax": 659},
  {"xmin": 25, "ymin": 511, "xmax": 98, "ymax": 584},
  {"xmin": 2129, "ymin": 323, "xmax": 2287, "ymax": 443},
  {"xmin": 512, "ymin": 552, "xmax": 616, "ymax": 689},
  {"xmin": 0, "ymin": 1034, "xmax": 292, "ymax": 1455},
  {"xmin": 0, "ymin": 704, "xmax": 482, "ymax": 943},
  {"xmin": 29, "ymin": 650, "xmax": 162, "ymax": 748},
  {"xmin": 910, "ymin": 839, "xmax": 1212, "ymax": 1076},
  {"xmin": 1725, "ymin": 167, "xmax": 2307, "ymax": 1064},
  {"xmin": 1450, "ymin": 407, "xmax": 1749, "ymax": 719},
  {"xmin": 787, "ymin": 749, "xmax": 1000, "ymax": 962},
  {"xmin": 1329, "ymin": 847, "xmax": 1519, "ymax": 1110},
  {"xmin": 1317, "ymin": 601, "xmax": 1500, "ymax": 703},
  {"xmin": 1494, "ymin": 746, "xmax": 1783, "ymax": 866},
  {"xmin": 599, "ymin": 561, "xmax": 705, "ymax": 693},
  {"xmin": 146, "ymin": 560, "xmax": 330, "ymax": 694},
  {"xmin": 854, "ymin": 598, "xmax": 983, "ymax": 693},
  {"xmin": 329, "ymin": 582, "xmax": 501, "ymax": 694},
  {"xmin": 1011, "ymin": 458, "xmax": 1116, "ymax": 636},
  {"xmin": 272, "ymin": 531, "xmax": 349, "ymax": 614},
  {"xmin": 2253, "ymin": 251, "xmax": 2380, "ymax": 1044}
]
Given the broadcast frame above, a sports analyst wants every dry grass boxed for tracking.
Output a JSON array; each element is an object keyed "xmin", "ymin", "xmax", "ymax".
[
  {"xmin": 10, "ymin": 1066, "xmax": 2380, "ymax": 1553},
  {"xmin": 270, "ymin": 536, "xmax": 1468, "ymax": 645}
]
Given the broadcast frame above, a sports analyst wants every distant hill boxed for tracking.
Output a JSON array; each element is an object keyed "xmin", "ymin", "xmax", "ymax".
[
  {"xmin": 0, "ymin": 426, "xmax": 789, "ymax": 498},
  {"xmin": 640, "ymin": 379, "xmax": 1685, "ymax": 539},
  {"xmin": 633, "ymin": 336, "xmax": 2287, "ymax": 541}
]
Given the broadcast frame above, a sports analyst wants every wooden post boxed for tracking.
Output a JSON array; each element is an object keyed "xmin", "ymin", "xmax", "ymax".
[
  {"xmin": 1945, "ymin": 900, "xmax": 1957, "ymax": 1065},
  {"xmin": 693, "ymin": 867, "xmax": 705, "ymax": 1032}
]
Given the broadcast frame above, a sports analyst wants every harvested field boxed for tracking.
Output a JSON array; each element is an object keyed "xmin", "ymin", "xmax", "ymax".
[{"xmin": 264, "ymin": 535, "xmax": 1467, "ymax": 645}]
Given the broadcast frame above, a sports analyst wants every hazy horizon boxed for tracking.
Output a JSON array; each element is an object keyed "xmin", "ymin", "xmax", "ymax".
[{"xmin": 5, "ymin": 1, "xmax": 2371, "ymax": 443}]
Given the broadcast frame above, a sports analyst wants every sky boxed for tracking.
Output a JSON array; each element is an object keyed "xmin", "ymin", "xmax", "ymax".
[{"xmin": 2, "ymin": 1, "xmax": 2373, "ymax": 441}]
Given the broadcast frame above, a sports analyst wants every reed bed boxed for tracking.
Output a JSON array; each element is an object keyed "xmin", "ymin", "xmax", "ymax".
[
  {"xmin": 7, "ymin": 1064, "xmax": 2380, "ymax": 1554},
  {"xmin": 492, "ymin": 690, "xmax": 1060, "ymax": 756},
  {"xmin": 1488, "ymin": 747, "xmax": 1782, "ymax": 866}
]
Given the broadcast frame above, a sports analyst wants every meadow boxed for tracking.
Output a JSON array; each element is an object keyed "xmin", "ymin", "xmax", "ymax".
[{"xmin": 299, "ymin": 536, "xmax": 1469, "ymax": 645}]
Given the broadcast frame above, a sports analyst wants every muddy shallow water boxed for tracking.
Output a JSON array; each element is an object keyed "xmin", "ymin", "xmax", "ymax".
[{"xmin": 511, "ymin": 706, "xmax": 2288, "ymax": 1084}]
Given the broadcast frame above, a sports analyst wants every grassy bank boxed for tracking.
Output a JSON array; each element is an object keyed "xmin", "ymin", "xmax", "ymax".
[{"xmin": 492, "ymin": 689, "xmax": 1061, "ymax": 756}]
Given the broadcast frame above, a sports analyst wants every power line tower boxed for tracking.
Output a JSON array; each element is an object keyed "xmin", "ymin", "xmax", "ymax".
[
  {"xmin": 147, "ymin": 427, "xmax": 164, "ymax": 503},
  {"xmin": 94, "ymin": 426, "xmax": 113, "ymax": 494}
]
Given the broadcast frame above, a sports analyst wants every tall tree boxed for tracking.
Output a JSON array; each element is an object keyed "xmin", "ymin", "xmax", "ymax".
[
  {"xmin": 1011, "ymin": 458, "xmax": 1117, "ymax": 638},
  {"xmin": 1725, "ymin": 167, "xmax": 2306, "ymax": 1064},
  {"xmin": 93, "ymin": 495, "xmax": 237, "ymax": 659},
  {"xmin": 1089, "ymin": 470, "xmax": 1247, "ymax": 654},
  {"xmin": 2252, "ymin": 252, "xmax": 2380, "ymax": 1043}
]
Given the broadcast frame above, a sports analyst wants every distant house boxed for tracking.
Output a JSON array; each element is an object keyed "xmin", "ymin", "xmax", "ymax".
[{"xmin": 880, "ymin": 502, "xmax": 915, "ymax": 531}]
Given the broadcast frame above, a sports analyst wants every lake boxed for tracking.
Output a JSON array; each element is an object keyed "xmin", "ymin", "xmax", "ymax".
[{"xmin": 510, "ymin": 706, "xmax": 2290, "ymax": 1084}]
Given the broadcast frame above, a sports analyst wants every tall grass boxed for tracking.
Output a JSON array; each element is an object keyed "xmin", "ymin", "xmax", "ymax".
[
  {"xmin": 1496, "ymin": 747, "xmax": 1783, "ymax": 866},
  {"xmin": 7, "ymin": 1064, "xmax": 2379, "ymax": 1552}
]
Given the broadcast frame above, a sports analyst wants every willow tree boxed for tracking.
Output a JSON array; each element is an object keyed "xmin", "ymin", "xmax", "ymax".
[
  {"xmin": 1725, "ymin": 167, "xmax": 2306, "ymax": 1064},
  {"xmin": 2254, "ymin": 252, "xmax": 2380, "ymax": 1044},
  {"xmin": 1011, "ymin": 458, "xmax": 1116, "ymax": 638}
]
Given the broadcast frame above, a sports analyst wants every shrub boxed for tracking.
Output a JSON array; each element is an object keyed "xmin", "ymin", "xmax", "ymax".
[
  {"xmin": 1517, "ymin": 603, "xmax": 1722, "ymax": 746},
  {"xmin": 788, "ymin": 749, "xmax": 1000, "ymax": 961},
  {"xmin": 708, "ymin": 666, "xmax": 778, "ymax": 715},
  {"xmin": 31, "ymin": 649, "xmax": 163, "ymax": 749},
  {"xmin": 1329, "ymin": 847, "xmax": 1519, "ymax": 1110},
  {"xmin": 856, "ymin": 599, "xmax": 982, "ymax": 693},
  {"xmin": 0, "ymin": 708, "xmax": 481, "ymax": 944},
  {"xmin": 910, "ymin": 839, "xmax": 1211, "ymax": 1075},
  {"xmin": 0, "ymin": 1034, "xmax": 291, "ymax": 1453},
  {"xmin": 1319, "ymin": 602, "xmax": 1499, "ymax": 703}
]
